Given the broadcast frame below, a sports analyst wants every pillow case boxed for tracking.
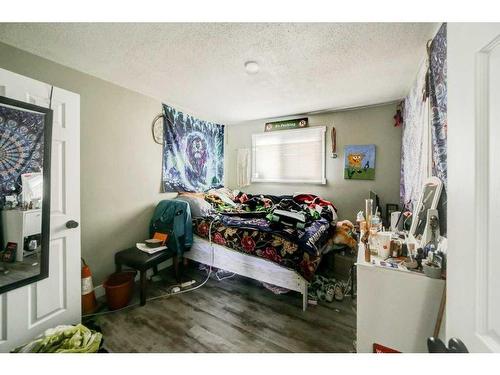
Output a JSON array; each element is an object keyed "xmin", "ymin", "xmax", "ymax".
[{"xmin": 175, "ymin": 194, "xmax": 214, "ymax": 218}]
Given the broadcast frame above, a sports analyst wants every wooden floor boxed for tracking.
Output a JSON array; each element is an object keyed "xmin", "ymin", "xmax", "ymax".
[
  {"xmin": 0, "ymin": 254, "xmax": 40, "ymax": 288},
  {"xmin": 95, "ymin": 266, "xmax": 357, "ymax": 353}
]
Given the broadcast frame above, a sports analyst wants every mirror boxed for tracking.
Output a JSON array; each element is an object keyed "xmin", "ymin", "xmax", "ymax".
[
  {"xmin": 409, "ymin": 176, "xmax": 443, "ymax": 245},
  {"xmin": 0, "ymin": 95, "xmax": 52, "ymax": 294}
]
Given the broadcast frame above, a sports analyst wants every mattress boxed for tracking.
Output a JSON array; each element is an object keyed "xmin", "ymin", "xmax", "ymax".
[{"xmin": 192, "ymin": 216, "xmax": 325, "ymax": 280}]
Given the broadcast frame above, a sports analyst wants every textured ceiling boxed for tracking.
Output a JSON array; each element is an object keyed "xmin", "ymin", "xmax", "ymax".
[{"xmin": 0, "ymin": 23, "xmax": 437, "ymax": 124}]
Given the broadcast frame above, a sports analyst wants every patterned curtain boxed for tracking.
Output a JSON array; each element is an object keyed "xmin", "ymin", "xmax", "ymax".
[
  {"xmin": 429, "ymin": 23, "xmax": 447, "ymax": 191},
  {"xmin": 400, "ymin": 23, "xmax": 447, "ymax": 218},
  {"xmin": 429, "ymin": 23, "xmax": 447, "ymax": 235},
  {"xmin": 400, "ymin": 59, "xmax": 429, "ymax": 211}
]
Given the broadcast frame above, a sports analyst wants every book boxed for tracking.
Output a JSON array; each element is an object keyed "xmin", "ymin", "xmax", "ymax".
[{"xmin": 136, "ymin": 243, "xmax": 168, "ymax": 254}]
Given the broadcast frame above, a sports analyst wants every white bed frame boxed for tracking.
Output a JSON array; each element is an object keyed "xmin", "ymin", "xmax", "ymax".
[{"xmin": 184, "ymin": 235, "xmax": 309, "ymax": 311}]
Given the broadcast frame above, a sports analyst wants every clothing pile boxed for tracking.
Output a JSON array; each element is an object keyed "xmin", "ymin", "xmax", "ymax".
[
  {"xmin": 12, "ymin": 324, "xmax": 102, "ymax": 353},
  {"xmin": 208, "ymin": 190, "xmax": 338, "ymax": 224}
]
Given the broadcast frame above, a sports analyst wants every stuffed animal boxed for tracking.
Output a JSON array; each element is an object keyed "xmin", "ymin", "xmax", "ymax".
[{"xmin": 327, "ymin": 220, "xmax": 358, "ymax": 250}]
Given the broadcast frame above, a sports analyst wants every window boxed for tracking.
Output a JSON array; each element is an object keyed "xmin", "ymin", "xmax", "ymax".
[{"xmin": 251, "ymin": 126, "xmax": 326, "ymax": 184}]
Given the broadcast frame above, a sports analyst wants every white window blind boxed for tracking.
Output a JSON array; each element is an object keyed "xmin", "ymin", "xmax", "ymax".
[{"xmin": 251, "ymin": 126, "xmax": 326, "ymax": 184}]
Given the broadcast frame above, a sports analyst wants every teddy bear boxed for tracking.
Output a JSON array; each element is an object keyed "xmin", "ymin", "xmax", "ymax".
[{"xmin": 327, "ymin": 219, "xmax": 358, "ymax": 250}]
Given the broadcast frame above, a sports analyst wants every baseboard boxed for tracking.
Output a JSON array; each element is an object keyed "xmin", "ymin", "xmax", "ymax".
[{"xmin": 93, "ymin": 258, "xmax": 173, "ymax": 299}]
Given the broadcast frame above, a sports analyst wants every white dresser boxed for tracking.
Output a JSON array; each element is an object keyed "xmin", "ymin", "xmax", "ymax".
[
  {"xmin": 356, "ymin": 243, "xmax": 445, "ymax": 353},
  {"xmin": 1, "ymin": 209, "xmax": 42, "ymax": 262}
]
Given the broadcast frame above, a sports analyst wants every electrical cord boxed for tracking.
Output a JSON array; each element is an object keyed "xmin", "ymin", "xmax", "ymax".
[
  {"xmin": 215, "ymin": 269, "xmax": 236, "ymax": 281},
  {"xmin": 82, "ymin": 215, "xmax": 220, "ymax": 318}
]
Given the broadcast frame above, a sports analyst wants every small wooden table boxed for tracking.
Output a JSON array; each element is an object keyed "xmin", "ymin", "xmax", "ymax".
[{"xmin": 114, "ymin": 247, "xmax": 178, "ymax": 306}]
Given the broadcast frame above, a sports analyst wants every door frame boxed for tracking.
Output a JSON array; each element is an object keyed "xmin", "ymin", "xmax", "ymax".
[{"xmin": 447, "ymin": 23, "xmax": 500, "ymax": 353}]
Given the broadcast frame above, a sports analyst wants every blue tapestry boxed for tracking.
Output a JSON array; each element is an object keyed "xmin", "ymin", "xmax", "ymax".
[
  {"xmin": 429, "ymin": 23, "xmax": 447, "ymax": 235},
  {"xmin": 429, "ymin": 23, "xmax": 447, "ymax": 192},
  {"xmin": 162, "ymin": 104, "xmax": 224, "ymax": 192},
  {"xmin": 0, "ymin": 104, "xmax": 45, "ymax": 198}
]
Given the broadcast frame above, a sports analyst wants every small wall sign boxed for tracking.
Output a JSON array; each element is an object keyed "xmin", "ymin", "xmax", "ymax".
[{"xmin": 265, "ymin": 118, "xmax": 308, "ymax": 132}]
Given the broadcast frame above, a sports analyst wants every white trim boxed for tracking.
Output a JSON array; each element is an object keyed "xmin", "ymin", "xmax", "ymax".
[{"xmin": 185, "ymin": 235, "xmax": 309, "ymax": 311}]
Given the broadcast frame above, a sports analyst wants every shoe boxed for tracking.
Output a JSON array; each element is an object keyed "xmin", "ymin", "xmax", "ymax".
[
  {"xmin": 334, "ymin": 284, "xmax": 344, "ymax": 301},
  {"xmin": 325, "ymin": 285, "xmax": 334, "ymax": 302}
]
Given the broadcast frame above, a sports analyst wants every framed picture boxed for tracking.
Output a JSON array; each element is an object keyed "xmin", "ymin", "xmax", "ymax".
[{"xmin": 344, "ymin": 144, "xmax": 376, "ymax": 180}]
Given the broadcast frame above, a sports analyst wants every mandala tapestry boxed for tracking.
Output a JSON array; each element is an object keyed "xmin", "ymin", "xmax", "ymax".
[{"xmin": 0, "ymin": 104, "xmax": 45, "ymax": 198}]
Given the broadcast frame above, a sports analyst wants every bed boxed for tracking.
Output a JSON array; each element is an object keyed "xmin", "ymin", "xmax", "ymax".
[
  {"xmin": 184, "ymin": 235, "xmax": 311, "ymax": 310},
  {"xmin": 179, "ymin": 190, "xmax": 338, "ymax": 310}
]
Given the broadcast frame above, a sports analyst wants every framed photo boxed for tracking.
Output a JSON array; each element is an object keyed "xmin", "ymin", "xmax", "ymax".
[{"xmin": 344, "ymin": 144, "xmax": 376, "ymax": 180}]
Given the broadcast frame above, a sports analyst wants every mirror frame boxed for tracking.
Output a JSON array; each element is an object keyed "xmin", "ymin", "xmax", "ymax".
[
  {"xmin": 0, "ymin": 95, "xmax": 52, "ymax": 295},
  {"xmin": 408, "ymin": 176, "xmax": 443, "ymax": 246}
]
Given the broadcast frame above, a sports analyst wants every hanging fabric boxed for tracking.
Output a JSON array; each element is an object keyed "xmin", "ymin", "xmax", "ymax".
[
  {"xmin": 161, "ymin": 104, "xmax": 225, "ymax": 192},
  {"xmin": 400, "ymin": 58, "xmax": 430, "ymax": 211},
  {"xmin": 428, "ymin": 23, "xmax": 447, "ymax": 192},
  {"xmin": 236, "ymin": 148, "xmax": 251, "ymax": 188},
  {"xmin": 400, "ymin": 23, "xmax": 447, "ymax": 214}
]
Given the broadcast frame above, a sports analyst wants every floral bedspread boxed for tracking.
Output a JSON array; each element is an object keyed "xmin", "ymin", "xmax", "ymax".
[{"xmin": 193, "ymin": 216, "xmax": 323, "ymax": 280}]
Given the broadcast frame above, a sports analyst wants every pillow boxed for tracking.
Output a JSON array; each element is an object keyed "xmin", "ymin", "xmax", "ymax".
[
  {"xmin": 178, "ymin": 192, "xmax": 205, "ymax": 199},
  {"xmin": 175, "ymin": 195, "xmax": 214, "ymax": 218}
]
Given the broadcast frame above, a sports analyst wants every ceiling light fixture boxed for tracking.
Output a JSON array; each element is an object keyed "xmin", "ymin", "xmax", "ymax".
[{"xmin": 244, "ymin": 61, "xmax": 259, "ymax": 74}]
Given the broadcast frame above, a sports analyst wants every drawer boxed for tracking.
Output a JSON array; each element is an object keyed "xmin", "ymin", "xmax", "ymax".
[{"xmin": 24, "ymin": 211, "xmax": 42, "ymax": 236}]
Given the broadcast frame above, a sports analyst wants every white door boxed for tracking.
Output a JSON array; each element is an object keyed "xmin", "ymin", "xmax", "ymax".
[
  {"xmin": 448, "ymin": 23, "xmax": 500, "ymax": 353},
  {"xmin": 0, "ymin": 68, "xmax": 81, "ymax": 352}
]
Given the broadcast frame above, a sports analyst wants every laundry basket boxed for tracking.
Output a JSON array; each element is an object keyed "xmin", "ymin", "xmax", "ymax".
[{"xmin": 103, "ymin": 271, "xmax": 136, "ymax": 310}]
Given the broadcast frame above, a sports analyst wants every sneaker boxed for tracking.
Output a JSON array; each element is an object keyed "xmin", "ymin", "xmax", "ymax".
[
  {"xmin": 334, "ymin": 283, "xmax": 344, "ymax": 301},
  {"xmin": 325, "ymin": 285, "xmax": 335, "ymax": 302}
]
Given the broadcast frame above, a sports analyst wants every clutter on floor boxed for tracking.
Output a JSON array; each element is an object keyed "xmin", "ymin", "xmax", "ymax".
[
  {"xmin": 307, "ymin": 274, "xmax": 352, "ymax": 304},
  {"xmin": 12, "ymin": 324, "xmax": 102, "ymax": 353}
]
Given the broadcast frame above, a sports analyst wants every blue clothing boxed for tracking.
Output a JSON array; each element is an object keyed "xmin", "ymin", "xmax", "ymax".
[{"xmin": 149, "ymin": 200, "xmax": 192, "ymax": 255}]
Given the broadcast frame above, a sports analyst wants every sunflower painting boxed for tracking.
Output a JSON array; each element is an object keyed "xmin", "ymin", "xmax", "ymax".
[{"xmin": 344, "ymin": 144, "xmax": 376, "ymax": 180}]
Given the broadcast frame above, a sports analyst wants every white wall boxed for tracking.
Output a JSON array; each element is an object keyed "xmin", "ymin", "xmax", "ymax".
[{"xmin": 225, "ymin": 103, "xmax": 402, "ymax": 222}]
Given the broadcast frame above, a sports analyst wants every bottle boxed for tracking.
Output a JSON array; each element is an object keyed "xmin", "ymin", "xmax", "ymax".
[
  {"xmin": 356, "ymin": 211, "xmax": 366, "ymax": 235},
  {"xmin": 365, "ymin": 199, "xmax": 373, "ymax": 230}
]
